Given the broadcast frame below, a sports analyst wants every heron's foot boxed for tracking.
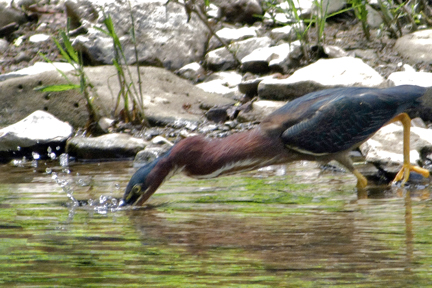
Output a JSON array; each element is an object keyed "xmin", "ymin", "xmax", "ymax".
[{"xmin": 393, "ymin": 164, "xmax": 430, "ymax": 186}]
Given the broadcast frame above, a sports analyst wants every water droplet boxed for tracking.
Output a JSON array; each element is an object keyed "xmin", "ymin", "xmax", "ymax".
[
  {"xmin": 111, "ymin": 198, "xmax": 118, "ymax": 206},
  {"xmin": 31, "ymin": 160, "xmax": 38, "ymax": 168},
  {"xmin": 47, "ymin": 146, "xmax": 52, "ymax": 153},
  {"xmin": 77, "ymin": 178, "xmax": 89, "ymax": 186},
  {"xmin": 59, "ymin": 153, "xmax": 69, "ymax": 167},
  {"xmin": 56, "ymin": 146, "xmax": 61, "ymax": 151},
  {"xmin": 17, "ymin": 146, "xmax": 21, "ymax": 151},
  {"xmin": 49, "ymin": 152, "xmax": 56, "ymax": 160},
  {"xmin": 115, "ymin": 183, "xmax": 120, "ymax": 190},
  {"xmin": 99, "ymin": 195, "xmax": 107, "ymax": 204},
  {"xmin": 32, "ymin": 152, "xmax": 40, "ymax": 160},
  {"xmin": 45, "ymin": 168, "xmax": 52, "ymax": 174}
]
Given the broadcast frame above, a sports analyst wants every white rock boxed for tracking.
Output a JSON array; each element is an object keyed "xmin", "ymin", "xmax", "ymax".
[
  {"xmin": 0, "ymin": 111, "xmax": 73, "ymax": 151},
  {"xmin": 177, "ymin": 62, "xmax": 205, "ymax": 82},
  {"xmin": 0, "ymin": 62, "xmax": 75, "ymax": 82},
  {"xmin": 206, "ymin": 3, "xmax": 219, "ymax": 18},
  {"xmin": 241, "ymin": 41, "xmax": 301, "ymax": 73},
  {"xmin": 288, "ymin": 57, "xmax": 384, "ymax": 87},
  {"xmin": 270, "ymin": 24, "xmax": 304, "ymax": 42},
  {"xmin": 206, "ymin": 37, "xmax": 272, "ymax": 70},
  {"xmin": 360, "ymin": 123, "xmax": 432, "ymax": 170},
  {"xmin": 151, "ymin": 136, "xmax": 174, "ymax": 146},
  {"xmin": 258, "ymin": 57, "xmax": 386, "ymax": 100},
  {"xmin": 387, "ymin": 71, "xmax": 432, "ymax": 87},
  {"xmin": 215, "ymin": 26, "xmax": 258, "ymax": 43},
  {"xmin": 29, "ymin": 34, "xmax": 51, "ymax": 43},
  {"xmin": 196, "ymin": 71, "xmax": 242, "ymax": 95}
]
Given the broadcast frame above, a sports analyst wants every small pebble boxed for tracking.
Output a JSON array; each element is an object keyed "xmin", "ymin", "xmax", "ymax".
[{"xmin": 29, "ymin": 34, "xmax": 51, "ymax": 43}]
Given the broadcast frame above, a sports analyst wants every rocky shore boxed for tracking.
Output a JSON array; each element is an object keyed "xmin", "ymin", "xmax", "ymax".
[{"xmin": 1, "ymin": 0, "xmax": 432, "ymax": 181}]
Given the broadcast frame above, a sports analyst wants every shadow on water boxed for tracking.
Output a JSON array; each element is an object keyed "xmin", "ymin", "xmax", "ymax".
[{"xmin": 0, "ymin": 159, "xmax": 431, "ymax": 287}]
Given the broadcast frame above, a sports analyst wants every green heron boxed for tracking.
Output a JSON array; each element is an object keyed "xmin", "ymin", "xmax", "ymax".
[{"xmin": 121, "ymin": 85, "xmax": 430, "ymax": 206}]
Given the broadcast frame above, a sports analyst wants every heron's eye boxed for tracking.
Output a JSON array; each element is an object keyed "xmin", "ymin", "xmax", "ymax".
[
  {"xmin": 131, "ymin": 184, "xmax": 142, "ymax": 196},
  {"xmin": 124, "ymin": 184, "xmax": 143, "ymax": 202}
]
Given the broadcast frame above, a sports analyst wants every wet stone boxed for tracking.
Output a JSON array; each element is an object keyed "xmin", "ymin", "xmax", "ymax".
[
  {"xmin": 66, "ymin": 133, "xmax": 148, "ymax": 160},
  {"xmin": 0, "ymin": 110, "xmax": 72, "ymax": 162},
  {"xmin": 199, "ymin": 124, "xmax": 218, "ymax": 134}
]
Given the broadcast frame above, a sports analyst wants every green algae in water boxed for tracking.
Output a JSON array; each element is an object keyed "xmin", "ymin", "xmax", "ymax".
[{"xmin": 0, "ymin": 161, "xmax": 432, "ymax": 287}]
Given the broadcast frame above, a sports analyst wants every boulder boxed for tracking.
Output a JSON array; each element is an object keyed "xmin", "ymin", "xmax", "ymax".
[
  {"xmin": 395, "ymin": 29, "xmax": 432, "ymax": 65},
  {"xmin": 241, "ymin": 41, "xmax": 301, "ymax": 74},
  {"xmin": 0, "ymin": 65, "xmax": 235, "ymax": 128},
  {"xmin": 0, "ymin": 61, "xmax": 75, "ymax": 82},
  {"xmin": 258, "ymin": 57, "xmax": 386, "ymax": 100},
  {"xmin": 205, "ymin": 36, "xmax": 272, "ymax": 71},
  {"xmin": 65, "ymin": 0, "xmax": 209, "ymax": 70},
  {"xmin": 0, "ymin": 0, "xmax": 28, "ymax": 29},
  {"xmin": 66, "ymin": 133, "xmax": 148, "ymax": 159},
  {"xmin": 387, "ymin": 71, "xmax": 432, "ymax": 87},
  {"xmin": 217, "ymin": 0, "xmax": 263, "ymax": 24},
  {"xmin": 176, "ymin": 62, "xmax": 206, "ymax": 83},
  {"xmin": 196, "ymin": 71, "xmax": 243, "ymax": 98},
  {"xmin": 360, "ymin": 123, "xmax": 432, "ymax": 173},
  {"xmin": 0, "ymin": 110, "xmax": 73, "ymax": 161},
  {"xmin": 209, "ymin": 26, "xmax": 259, "ymax": 50}
]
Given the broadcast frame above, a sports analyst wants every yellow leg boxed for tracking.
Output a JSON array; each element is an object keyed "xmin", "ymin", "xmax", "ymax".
[
  {"xmin": 388, "ymin": 113, "xmax": 430, "ymax": 186},
  {"xmin": 334, "ymin": 154, "xmax": 368, "ymax": 189},
  {"xmin": 353, "ymin": 169, "xmax": 368, "ymax": 188}
]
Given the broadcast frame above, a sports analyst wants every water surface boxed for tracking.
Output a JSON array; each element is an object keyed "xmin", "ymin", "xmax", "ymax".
[{"xmin": 0, "ymin": 160, "xmax": 431, "ymax": 287}]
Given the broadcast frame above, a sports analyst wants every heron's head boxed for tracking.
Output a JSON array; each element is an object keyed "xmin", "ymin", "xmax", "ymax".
[{"xmin": 120, "ymin": 161, "xmax": 158, "ymax": 206}]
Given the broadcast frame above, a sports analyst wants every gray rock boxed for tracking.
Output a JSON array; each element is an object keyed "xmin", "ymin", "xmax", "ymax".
[
  {"xmin": 205, "ymin": 36, "xmax": 272, "ymax": 71},
  {"xmin": 217, "ymin": 0, "xmax": 263, "ymax": 24},
  {"xmin": 395, "ymin": 29, "xmax": 432, "ymax": 65},
  {"xmin": 0, "ymin": 110, "xmax": 73, "ymax": 160},
  {"xmin": 196, "ymin": 71, "xmax": 242, "ymax": 97},
  {"xmin": 353, "ymin": 49, "xmax": 376, "ymax": 60},
  {"xmin": 360, "ymin": 123, "xmax": 432, "ymax": 173},
  {"xmin": 258, "ymin": 57, "xmax": 386, "ymax": 100},
  {"xmin": 302, "ymin": 0, "xmax": 346, "ymax": 17},
  {"xmin": 209, "ymin": 26, "xmax": 258, "ymax": 50},
  {"xmin": 270, "ymin": 24, "xmax": 305, "ymax": 42},
  {"xmin": 241, "ymin": 41, "xmax": 302, "ymax": 73},
  {"xmin": 0, "ymin": 0, "xmax": 28, "ymax": 28},
  {"xmin": 0, "ymin": 65, "xmax": 235, "ymax": 128},
  {"xmin": 98, "ymin": 117, "xmax": 114, "ymax": 132},
  {"xmin": 176, "ymin": 62, "xmax": 206, "ymax": 82},
  {"xmin": 0, "ymin": 61, "xmax": 75, "ymax": 82},
  {"xmin": 237, "ymin": 100, "xmax": 285, "ymax": 122},
  {"xmin": 323, "ymin": 45, "xmax": 348, "ymax": 58},
  {"xmin": 274, "ymin": 0, "xmax": 346, "ymax": 20},
  {"xmin": 65, "ymin": 0, "xmax": 208, "ymax": 70},
  {"xmin": 66, "ymin": 133, "xmax": 148, "ymax": 159},
  {"xmin": 366, "ymin": 4, "xmax": 382, "ymax": 28},
  {"xmin": 134, "ymin": 146, "xmax": 168, "ymax": 166},
  {"xmin": 238, "ymin": 76, "xmax": 269, "ymax": 96},
  {"xmin": 14, "ymin": 51, "xmax": 31, "ymax": 63},
  {"xmin": 0, "ymin": 38, "xmax": 8, "ymax": 53}
]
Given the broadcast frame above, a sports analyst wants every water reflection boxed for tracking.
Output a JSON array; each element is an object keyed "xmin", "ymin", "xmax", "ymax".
[{"xmin": 0, "ymin": 160, "xmax": 431, "ymax": 286}]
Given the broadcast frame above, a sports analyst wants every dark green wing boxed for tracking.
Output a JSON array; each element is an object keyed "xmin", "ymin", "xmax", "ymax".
[{"xmin": 262, "ymin": 85, "xmax": 426, "ymax": 155}]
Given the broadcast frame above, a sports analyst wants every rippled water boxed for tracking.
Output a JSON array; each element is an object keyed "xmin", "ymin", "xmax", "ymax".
[{"xmin": 0, "ymin": 159, "xmax": 431, "ymax": 287}]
